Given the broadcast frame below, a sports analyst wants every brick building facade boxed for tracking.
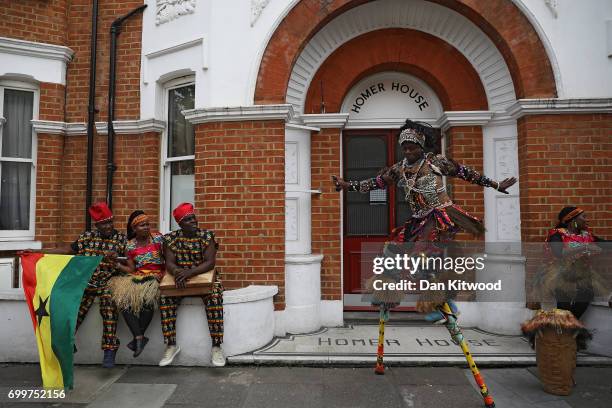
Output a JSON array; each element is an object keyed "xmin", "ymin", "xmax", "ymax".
[{"xmin": 1, "ymin": 0, "xmax": 610, "ymax": 350}]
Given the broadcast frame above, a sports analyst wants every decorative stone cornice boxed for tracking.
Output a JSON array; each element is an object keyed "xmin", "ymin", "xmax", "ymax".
[
  {"xmin": 183, "ymin": 104, "xmax": 294, "ymax": 125},
  {"xmin": 31, "ymin": 120, "xmax": 86, "ymax": 135},
  {"xmin": 0, "ymin": 36, "xmax": 73, "ymax": 63},
  {"xmin": 156, "ymin": 0, "xmax": 196, "ymax": 26},
  {"xmin": 435, "ymin": 111, "xmax": 494, "ymax": 132},
  {"xmin": 95, "ymin": 119, "xmax": 166, "ymax": 135},
  {"xmin": 300, "ymin": 113, "xmax": 349, "ymax": 129},
  {"xmin": 506, "ymin": 98, "xmax": 612, "ymax": 120},
  {"xmin": 31, "ymin": 119, "xmax": 165, "ymax": 136}
]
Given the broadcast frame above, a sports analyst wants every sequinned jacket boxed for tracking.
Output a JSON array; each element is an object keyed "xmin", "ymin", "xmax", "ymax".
[{"xmin": 348, "ymin": 152, "xmax": 496, "ymax": 218}]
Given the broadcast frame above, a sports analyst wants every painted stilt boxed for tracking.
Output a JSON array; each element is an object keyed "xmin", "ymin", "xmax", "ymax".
[
  {"xmin": 440, "ymin": 302, "xmax": 495, "ymax": 408},
  {"xmin": 374, "ymin": 305, "xmax": 388, "ymax": 375}
]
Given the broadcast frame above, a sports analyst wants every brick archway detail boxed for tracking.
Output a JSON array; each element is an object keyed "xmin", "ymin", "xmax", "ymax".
[
  {"xmin": 255, "ymin": 0, "xmax": 556, "ymax": 107},
  {"xmin": 304, "ymin": 29, "xmax": 488, "ymax": 114}
]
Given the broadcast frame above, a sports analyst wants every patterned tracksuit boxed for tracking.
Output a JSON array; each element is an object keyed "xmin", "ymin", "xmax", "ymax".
[
  {"xmin": 162, "ymin": 229, "xmax": 224, "ymax": 347},
  {"xmin": 72, "ymin": 230, "xmax": 126, "ymax": 351}
]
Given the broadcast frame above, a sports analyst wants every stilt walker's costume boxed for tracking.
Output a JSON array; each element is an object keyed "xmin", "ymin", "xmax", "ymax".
[
  {"xmin": 72, "ymin": 203, "xmax": 126, "ymax": 351},
  {"xmin": 161, "ymin": 204, "xmax": 224, "ymax": 347},
  {"xmin": 345, "ymin": 127, "xmax": 498, "ymax": 407}
]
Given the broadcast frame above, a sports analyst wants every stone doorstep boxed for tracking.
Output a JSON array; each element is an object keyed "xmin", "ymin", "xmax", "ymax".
[
  {"xmin": 227, "ymin": 355, "xmax": 612, "ymax": 367},
  {"xmin": 227, "ymin": 324, "xmax": 612, "ymax": 367}
]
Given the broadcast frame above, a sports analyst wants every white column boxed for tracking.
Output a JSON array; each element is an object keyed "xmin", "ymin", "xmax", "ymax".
[
  {"xmin": 282, "ymin": 125, "xmax": 324, "ymax": 334},
  {"xmin": 480, "ymin": 121, "xmax": 531, "ymax": 334}
]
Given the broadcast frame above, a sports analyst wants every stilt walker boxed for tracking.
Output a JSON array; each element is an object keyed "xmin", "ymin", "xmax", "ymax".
[{"xmin": 334, "ymin": 119, "xmax": 516, "ymax": 405}]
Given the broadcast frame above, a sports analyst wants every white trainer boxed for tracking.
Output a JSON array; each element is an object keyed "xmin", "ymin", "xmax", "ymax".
[
  {"xmin": 211, "ymin": 346, "xmax": 226, "ymax": 367},
  {"xmin": 159, "ymin": 345, "xmax": 181, "ymax": 367}
]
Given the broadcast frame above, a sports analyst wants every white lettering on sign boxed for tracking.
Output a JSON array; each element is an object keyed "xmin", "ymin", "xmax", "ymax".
[{"xmin": 350, "ymin": 81, "xmax": 430, "ymax": 114}]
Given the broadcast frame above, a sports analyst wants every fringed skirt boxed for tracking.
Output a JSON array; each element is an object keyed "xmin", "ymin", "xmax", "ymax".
[
  {"xmin": 109, "ymin": 274, "xmax": 160, "ymax": 313},
  {"xmin": 402, "ymin": 204, "xmax": 484, "ymax": 243},
  {"xmin": 400, "ymin": 205, "xmax": 484, "ymax": 312}
]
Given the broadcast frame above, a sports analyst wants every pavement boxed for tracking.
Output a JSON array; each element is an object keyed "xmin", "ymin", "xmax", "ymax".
[{"xmin": 1, "ymin": 364, "xmax": 611, "ymax": 408}]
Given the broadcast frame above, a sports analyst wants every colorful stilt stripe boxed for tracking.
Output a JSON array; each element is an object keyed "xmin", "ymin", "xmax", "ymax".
[
  {"xmin": 374, "ymin": 306, "xmax": 388, "ymax": 375},
  {"xmin": 439, "ymin": 302, "xmax": 495, "ymax": 408}
]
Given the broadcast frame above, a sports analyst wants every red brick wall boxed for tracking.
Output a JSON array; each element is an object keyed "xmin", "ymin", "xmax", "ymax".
[
  {"xmin": 56, "ymin": 132, "xmax": 161, "ymax": 244},
  {"xmin": 193, "ymin": 120, "xmax": 286, "ymax": 307},
  {"xmin": 35, "ymin": 134, "xmax": 65, "ymax": 245},
  {"xmin": 35, "ymin": 83, "xmax": 67, "ymax": 245},
  {"xmin": 0, "ymin": 0, "xmax": 68, "ymax": 46},
  {"xmin": 304, "ymin": 29, "xmax": 487, "ymax": 113},
  {"xmin": 445, "ymin": 126, "xmax": 486, "ymax": 241},
  {"xmin": 39, "ymin": 83, "xmax": 66, "ymax": 122},
  {"xmin": 311, "ymin": 128, "xmax": 342, "ymax": 300},
  {"xmin": 66, "ymin": 0, "xmax": 144, "ymax": 122},
  {"xmin": 518, "ymin": 114, "xmax": 612, "ymax": 242}
]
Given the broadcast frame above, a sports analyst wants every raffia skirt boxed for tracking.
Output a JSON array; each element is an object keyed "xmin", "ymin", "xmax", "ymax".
[
  {"xmin": 405, "ymin": 205, "xmax": 484, "ymax": 312},
  {"xmin": 109, "ymin": 273, "xmax": 160, "ymax": 313}
]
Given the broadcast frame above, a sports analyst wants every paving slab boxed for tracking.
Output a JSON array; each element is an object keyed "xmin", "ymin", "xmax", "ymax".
[
  {"xmin": 243, "ymin": 383, "xmax": 323, "ymax": 408},
  {"xmin": 397, "ymin": 384, "xmax": 484, "ymax": 408},
  {"xmin": 86, "ymin": 383, "xmax": 175, "ymax": 408},
  {"xmin": 389, "ymin": 366, "xmax": 472, "ymax": 385},
  {"xmin": 322, "ymin": 381, "xmax": 401, "ymax": 408},
  {"xmin": 0, "ymin": 366, "xmax": 125, "ymax": 405},
  {"xmin": 163, "ymin": 381, "xmax": 248, "ymax": 407},
  {"xmin": 253, "ymin": 367, "xmax": 323, "ymax": 384}
]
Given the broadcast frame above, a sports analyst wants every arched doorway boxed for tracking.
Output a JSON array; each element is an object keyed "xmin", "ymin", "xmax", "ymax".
[{"xmin": 339, "ymin": 72, "xmax": 444, "ymax": 308}]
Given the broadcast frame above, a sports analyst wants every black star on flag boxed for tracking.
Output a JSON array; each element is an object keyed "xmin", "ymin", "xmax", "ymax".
[{"xmin": 35, "ymin": 296, "xmax": 50, "ymax": 326}]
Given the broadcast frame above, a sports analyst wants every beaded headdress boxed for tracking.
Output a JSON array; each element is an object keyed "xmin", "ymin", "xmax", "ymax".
[{"xmin": 398, "ymin": 128, "xmax": 425, "ymax": 149}]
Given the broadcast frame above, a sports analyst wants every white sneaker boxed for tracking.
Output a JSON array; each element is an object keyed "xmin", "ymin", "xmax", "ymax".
[
  {"xmin": 159, "ymin": 345, "xmax": 181, "ymax": 367},
  {"xmin": 211, "ymin": 346, "xmax": 226, "ymax": 367}
]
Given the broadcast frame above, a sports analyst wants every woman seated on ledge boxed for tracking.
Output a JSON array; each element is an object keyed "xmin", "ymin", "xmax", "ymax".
[{"xmin": 110, "ymin": 210, "xmax": 164, "ymax": 357}]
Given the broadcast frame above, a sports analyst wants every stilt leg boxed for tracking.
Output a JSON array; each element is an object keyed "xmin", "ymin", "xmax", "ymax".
[
  {"xmin": 374, "ymin": 305, "xmax": 388, "ymax": 375},
  {"xmin": 440, "ymin": 302, "xmax": 495, "ymax": 408}
]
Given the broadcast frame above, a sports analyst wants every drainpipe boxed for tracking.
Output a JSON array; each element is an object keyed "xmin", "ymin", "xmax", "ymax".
[
  {"xmin": 106, "ymin": 4, "xmax": 147, "ymax": 209},
  {"xmin": 85, "ymin": 0, "xmax": 99, "ymax": 230}
]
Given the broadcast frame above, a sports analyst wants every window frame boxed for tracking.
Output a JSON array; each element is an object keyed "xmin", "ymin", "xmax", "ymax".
[
  {"xmin": 0, "ymin": 80, "xmax": 39, "ymax": 241},
  {"xmin": 159, "ymin": 76, "xmax": 196, "ymax": 233}
]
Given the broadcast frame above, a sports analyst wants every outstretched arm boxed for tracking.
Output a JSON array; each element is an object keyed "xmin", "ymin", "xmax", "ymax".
[
  {"xmin": 431, "ymin": 154, "xmax": 517, "ymax": 194},
  {"xmin": 332, "ymin": 167, "xmax": 397, "ymax": 193}
]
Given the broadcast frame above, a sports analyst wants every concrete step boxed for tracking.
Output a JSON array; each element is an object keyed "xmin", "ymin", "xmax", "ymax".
[{"xmin": 344, "ymin": 311, "xmax": 429, "ymax": 325}]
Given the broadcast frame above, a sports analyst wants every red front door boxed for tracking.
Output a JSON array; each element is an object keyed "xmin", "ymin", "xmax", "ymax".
[{"xmin": 342, "ymin": 129, "xmax": 440, "ymax": 308}]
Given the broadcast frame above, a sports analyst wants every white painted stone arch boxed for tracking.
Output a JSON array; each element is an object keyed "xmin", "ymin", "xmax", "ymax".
[{"xmin": 286, "ymin": 0, "xmax": 517, "ymax": 114}]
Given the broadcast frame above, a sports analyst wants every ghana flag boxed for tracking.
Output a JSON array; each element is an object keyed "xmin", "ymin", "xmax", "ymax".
[{"xmin": 21, "ymin": 253, "xmax": 102, "ymax": 389}]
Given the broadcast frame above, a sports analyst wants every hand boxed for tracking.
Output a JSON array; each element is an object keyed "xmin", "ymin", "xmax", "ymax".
[
  {"xmin": 103, "ymin": 251, "xmax": 118, "ymax": 264},
  {"xmin": 584, "ymin": 243, "xmax": 602, "ymax": 256},
  {"xmin": 377, "ymin": 167, "xmax": 393, "ymax": 185},
  {"xmin": 174, "ymin": 268, "xmax": 192, "ymax": 289},
  {"xmin": 496, "ymin": 177, "xmax": 517, "ymax": 194},
  {"xmin": 332, "ymin": 175, "xmax": 350, "ymax": 192}
]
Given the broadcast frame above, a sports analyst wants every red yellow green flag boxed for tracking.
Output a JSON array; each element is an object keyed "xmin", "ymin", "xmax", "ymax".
[{"xmin": 21, "ymin": 253, "xmax": 102, "ymax": 389}]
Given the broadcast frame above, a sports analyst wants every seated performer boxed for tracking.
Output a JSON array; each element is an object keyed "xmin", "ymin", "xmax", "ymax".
[
  {"xmin": 43, "ymin": 202, "xmax": 126, "ymax": 368},
  {"xmin": 159, "ymin": 202, "xmax": 225, "ymax": 367},
  {"xmin": 110, "ymin": 210, "xmax": 164, "ymax": 357},
  {"xmin": 543, "ymin": 207, "xmax": 609, "ymax": 319}
]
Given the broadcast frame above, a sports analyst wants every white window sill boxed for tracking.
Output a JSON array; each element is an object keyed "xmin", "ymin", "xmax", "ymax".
[{"xmin": 0, "ymin": 240, "xmax": 42, "ymax": 251}]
